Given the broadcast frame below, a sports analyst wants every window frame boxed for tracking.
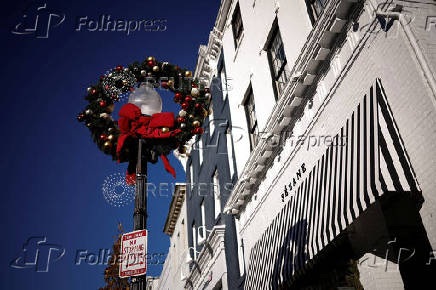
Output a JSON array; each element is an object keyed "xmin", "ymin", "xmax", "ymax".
[
  {"xmin": 231, "ymin": 3, "xmax": 244, "ymax": 49},
  {"xmin": 243, "ymin": 86, "xmax": 259, "ymax": 152},
  {"xmin": 305, "ymin": 0, "xmax": 328, "ymax": 25},
  {"xmin": 267, "ymin": 27, "xmax": 290, "ymax": 99}
]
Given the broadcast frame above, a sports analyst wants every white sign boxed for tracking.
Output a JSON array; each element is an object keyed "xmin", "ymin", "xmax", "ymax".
[{"xmin": 119, "ymin": 229, "xmax": 147, "ymax": 278}]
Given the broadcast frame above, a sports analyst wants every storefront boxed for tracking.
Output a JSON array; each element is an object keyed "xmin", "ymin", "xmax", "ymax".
[{"xmin": 244, "ymin": 79, "xmax": 426, "ymax": 288}]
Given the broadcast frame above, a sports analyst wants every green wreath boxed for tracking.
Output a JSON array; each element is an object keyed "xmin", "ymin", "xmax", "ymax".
[{"xmin": 77, "ymin": 56, "xmax": 211, "ymax": 163}]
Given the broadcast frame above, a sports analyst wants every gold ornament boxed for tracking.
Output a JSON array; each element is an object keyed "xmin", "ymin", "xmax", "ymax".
[
  {"xmin": 202, "ymin": 109, "xmax": 208, "ymax": 117},
  {"xmin": 147, "ymin": 56, "xmax": 156, "ymax": 62},
  {"xmin": 193, "ymin": 120, "xmax": 201, "ymax": 127},
  {"xmin": 168, "ymin": 80, "xmax": 174, "ymax": 87},
  {"xmin": 178, "ymin": 146, "xmax": 187, "ymax": 154},
  {"xmin": 161, "ymin": 127, "xmax": 169, "ymax": 133},
  {"xmin": 107, "ymin": 134, "xmax": 114, "ymax": 141},
  {"xmin": 184, "ymin": 71, "xmax": 192, "ymax": 78},
  {"xmin": 188, "ymin": 114, "xmax": 194, "ymax": 120},
  {"xmin": 106, "ymin": 104, "xmax": 115, "ymax": 113},
  {"xmin": 100, "ymin": 113, "xmax": 110, "ymax": 119},
  {"xmin": 104, "ymin": 141, "xmax": 112, "ymax": 149},
  {"xmin": 122, "ymin": 79, "xmax": 128, "ymax": 86},
  {"xmin": 153, "ymin": 66, "xmax": 160, "ymax": 72}
]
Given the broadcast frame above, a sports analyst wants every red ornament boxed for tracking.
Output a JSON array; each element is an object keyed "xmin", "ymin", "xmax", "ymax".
[
  {"xmin": 185, "ymin": 96, "xmax": 193, "ymax": 103},
  {"xmin": 148, "ymin": 60, "xmax": 154, "ymax": 67},
  {"xmin": 175, "ymin": 66, "xmax": 181, "ymax": 71},
  {"xmin": 161, "ymin": 81, "xmax": 168, "ymax": 88},
  {"xmin": 77, "ymin": 113, "xmax": 85, "ymax": 122},
  {"xmin": 181, "ymin": 102, "xmax": 189, "ymax": 110},
  {"xmin": 176, "ymin": 117, "xmax": 186, "ymax": 123},
  {"xmin": 116, "ymin": 65, "xmax": 123, "ymax": 71},
  {"xmin": 192, "ymin": 83, "xmax": 197, "ymax": 88},
  {"xmin": 99, "ymin": 100, "xmax": 106, "ymax": 107},
  {"xmin": 195, "ymin": 103, "xmax": 203, "ymax": 111},
  {"xmin": 91, "ymin": 89, "xmax": 97, "ymax": 95},
  {"xmin": 174, "ymin": 93, "xmax": 182, "ymax": 102},
  {"xmin": 192, "ymin": 127, "xmax": 204, "ymax": 135},
  {"xmin": 100, "ymin": 134, "xmax": 108, "ymax": 140},
  {"xmin": 205, "ymin": 88, "xmax": 210, "ymax": 93},
  {"xmin": 100, "ymin": 76, "xmax": 104, "ymax": 80}
]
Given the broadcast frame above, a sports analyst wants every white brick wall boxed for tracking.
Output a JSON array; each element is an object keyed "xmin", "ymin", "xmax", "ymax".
[{"xmin": 237, "ymin": 1, "xmax": 436, "ymax": 289}]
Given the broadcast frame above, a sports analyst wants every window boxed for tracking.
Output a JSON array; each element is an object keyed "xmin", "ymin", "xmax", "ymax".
[
  {"xmin": 192, "ymin": 223, "xmax": 197, "ymax": 260},
  {"xmin": 226, "ymin": 128, "xmax": 236, "ymax": 178},
  {"xmin": 213, "ymin": 169, "xmax": 221, "ymax": 219},
  {"xmin": 219, "ymin": 64, "xmax": 229, "ymax": 100},
  {"xmin": 305, "ymin": 0, "xmax": 328, "ymax": 25},
  {"xmin": 244, "ymin": 87, "xmax": 259, "ymax": 151},
  {"xmin": 235, "ymin": 217, "xmax": 245, "ymax": 276},
  {"xmin": 231, "ymin": 3, "xmax": 244, "ymax": 48},
  {"xmin": 267, "ymin": 28, "xmax": 291, "ymax": 97},
  {"xmin": 189, "ymin": 161, "xmax": 193, "ymax": 189},
  {"xmin": 201, "ymin": 201, "xmax": 206, "ymax": 231},
  {"xmin": 198, "ymin": 137, "xmax": 203, "ymax": 166},
  {"xmin": 209, "ymin": 102, "xmax": 215, "ymax": 136}
]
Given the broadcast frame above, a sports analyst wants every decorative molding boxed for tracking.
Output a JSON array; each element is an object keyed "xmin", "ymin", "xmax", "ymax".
[
  {"xmin": 185, "ymin": 225, "xmax": 226, "ymax": 289},
  {"xmin": 163, "ymin": 184, "xmax": 186, "ymax": 236}
]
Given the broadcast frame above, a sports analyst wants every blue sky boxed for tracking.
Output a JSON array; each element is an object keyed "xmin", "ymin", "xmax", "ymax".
[{"xmin": 1, "ymin": 0, "xmax": 220, "ymax": 289}]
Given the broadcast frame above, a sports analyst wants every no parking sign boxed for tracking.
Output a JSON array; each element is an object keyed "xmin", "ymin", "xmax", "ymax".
[{"xmin": 119, "ymin": 230, "xmax": 147, "ymax": 278}]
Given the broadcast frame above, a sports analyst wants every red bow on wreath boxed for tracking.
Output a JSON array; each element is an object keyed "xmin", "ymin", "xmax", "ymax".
[{"xmin": 116, "ymin": 103, "xmax": 181, "ymax": 185}]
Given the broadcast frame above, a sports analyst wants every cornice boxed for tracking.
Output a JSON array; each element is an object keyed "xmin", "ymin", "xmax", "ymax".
[{"xmin": 163, "ymin": 184, "xmax": 187, "ymax": 236}]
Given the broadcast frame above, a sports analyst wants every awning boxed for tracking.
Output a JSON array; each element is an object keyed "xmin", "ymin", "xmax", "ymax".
[{"xmin": 244, "ymin": 79, "xmax": 421, "ymax": 289}]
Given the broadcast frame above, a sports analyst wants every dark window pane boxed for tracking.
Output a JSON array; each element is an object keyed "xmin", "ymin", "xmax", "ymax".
[{"xmin": 268, "ymin": 28, "xmax": 290, "ymax": 97}]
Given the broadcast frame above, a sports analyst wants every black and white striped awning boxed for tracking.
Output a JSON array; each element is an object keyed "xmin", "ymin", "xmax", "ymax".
[{"xmin": 244, "ymin": 79, "xmax": 421, "ymax": 289}]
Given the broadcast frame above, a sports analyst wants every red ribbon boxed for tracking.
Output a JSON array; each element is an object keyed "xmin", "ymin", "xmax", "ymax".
[{"xmin": 116, "ymin": 103, "xmax": 180, "ymax": 184}]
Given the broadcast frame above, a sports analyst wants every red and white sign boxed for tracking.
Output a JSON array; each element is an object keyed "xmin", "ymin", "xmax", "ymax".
[{"xmin": 119, "ymin": 229, "xmax": 147, "ymax": 278}]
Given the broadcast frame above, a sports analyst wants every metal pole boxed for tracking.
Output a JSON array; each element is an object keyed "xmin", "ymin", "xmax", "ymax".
[{"xmin": 132, "ymin": 139, "xmax": 147, "ymax": 290}]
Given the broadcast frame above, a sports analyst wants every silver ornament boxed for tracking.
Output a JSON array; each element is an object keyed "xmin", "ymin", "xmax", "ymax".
[
  {"xmin": 179, "ymin": 110, "xmax": 187, "ymax": 117},
  {"xmin": 85, "ymin": 109, "xmax": 93, "ymax": 115},
  {"xmin": 87, "ymin": 87, "xmax": 92, "ymax": 93},
  {"xmin": 191, "ymin": 88, "xmax": 199, "ymax": 97},
  {"xmin": 141, "ymin": 70, "xmax": 146, "ymax": 76},
  {"xmin": 205, "ymin": 93, "xmax": 211, "ymax": 99},
  {"xmin": 124, "ymin": 68, "xmax": 129, "ymax": 72},
  {"xmin": 180, "ymin": 123, "xmax": 186, "ymax": 129}
]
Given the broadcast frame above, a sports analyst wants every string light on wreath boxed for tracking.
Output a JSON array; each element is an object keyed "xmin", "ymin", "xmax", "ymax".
[{"xmin": 101, "ymin": 66, "xmax": 136, "ymax": 100}]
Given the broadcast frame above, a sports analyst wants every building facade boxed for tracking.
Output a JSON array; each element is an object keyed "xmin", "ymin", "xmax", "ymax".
[{"xmin": 157, "ymin": 0, "xmax": 436, "ymax": 289}]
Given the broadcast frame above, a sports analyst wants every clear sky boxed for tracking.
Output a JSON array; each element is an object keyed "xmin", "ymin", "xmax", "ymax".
[{"xmin": 1, "ymin": 0, "xmax": 220, "ymax": 289}]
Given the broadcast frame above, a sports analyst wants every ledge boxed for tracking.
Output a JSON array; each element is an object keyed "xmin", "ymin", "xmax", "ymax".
[{"xmin": 184, "ymin": 225, "xmax": 226, "ymax": 289}]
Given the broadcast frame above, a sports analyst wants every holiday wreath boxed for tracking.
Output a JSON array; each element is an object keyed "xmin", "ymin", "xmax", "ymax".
[{"xmin": 77, "ymin": 56, "xmax": 211, "ymax": 184}]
